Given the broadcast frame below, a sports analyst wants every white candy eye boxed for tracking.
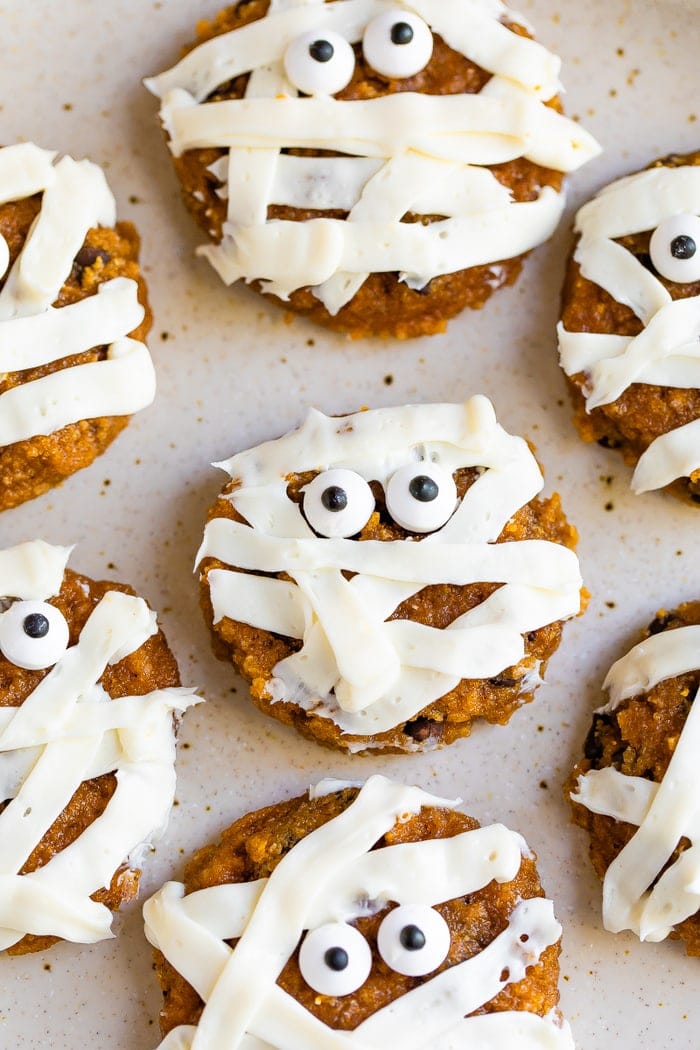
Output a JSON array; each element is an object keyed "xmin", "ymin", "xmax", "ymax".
[
  {"xmin": 0, "ymin": 600, "xmax": 70, "ymax": 671},
  {"xmin": 284, "ymin": 30, "xmax": 355, "ymax": 96},
  {"xmin": 385, "ymin": 462, "xmax": 457, "ymax": 533},
  {"xmin": 303, "ymin": 468, "xmax": 375, "ymax": 538},
  {"xmin": 377, "ymin": 905, "xmax": 450, "ymax": 977},
  {"xmin": 649, "ymin": 214, "xmax": 700, "ymax": 283},
  {"xmin": 362, "ymin": 12, "xmax": 433, "ymax": 79},
  {"xmin": 298, "ymin": 922, "xmax": 372, "ymax": 996}
]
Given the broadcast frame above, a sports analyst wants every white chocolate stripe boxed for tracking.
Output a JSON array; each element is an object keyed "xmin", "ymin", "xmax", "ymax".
[
  {"xmin": 574, "ymin": 767, "xmax": 656, "ymax": 826},
  {"xmin": 0, "ymin": 143, "xmax": 57, "ymax": 206},
  {"xmin": 0, "ymin": 337, "xmax": 156, "ymax": 446},
  {"xmin": 574, "ymin": 166, "xmax": 700, "ymax": 241},
  {"xmin": 161, "ymin": 90, "xmax": 593, "ymax": 171},
  {"xmin": 199, "ymin": 519, "xmax": 581, "ymax": 593},
  {"xmin": 0, "ymin": 875, "xmax": 114, "ymax": 943},
  {"xmin": 603, "ymin": 623, "xmax": 700, "ymax": 706},
  {"xmin": 0, "ymin": 277, "xmax": 144, "ymax": 373},
  {"xmin": 431, "ymin": 1013, "xmax": 573, "ymax": 1050},
  {"xmin": 0, "ymin": 540, "xmax": 71, "ymax": 601},
  {"xmin": 632, "ymin": 418, "xmax": 700, "ymax": 494},
  {"xmin": 209, "ymin": 570, "xmax": 307, "ymax": 636},
  {"xmin": 0, "ymin": 155, "xmax": 116, "ymax": 319},
  {"xmin": 574, "ymin": 236, "xmax": 671, "ymax": 326}
]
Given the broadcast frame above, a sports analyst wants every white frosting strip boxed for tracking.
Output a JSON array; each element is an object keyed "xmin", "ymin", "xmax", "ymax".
[
  {"xmin": 0, "ymin": 143, "xmax": 57, "ymax": 206},
  {"xmin": 573, "ymin": 166, "xmax": 700, "ymax": 242},
  {"xmin": 209, "ymin": 570, "xmax": 306, "ymax": 637},
  {"xmin": 0, "ymin": 337, "xmax": 156, "ymax": 446},
  {"xmin": 603, "ymin": 624, "xmax": 700, "ymax": 707},
  {"xmin": 632, "ymin": 417, "xmax": 700, "ymax": 495},
  {"xmin": 145, "ymin": 777, "xmax": 567, "ymax": 1050},
  {"xmin": 574, "ymin": 623, "xmax": 700, "ymax": 942},
  {"xmin": 0, "ymin": 541, "xmax": 198, "ymax": 948},
  {"xmin": 0, "ymin": 277, "xmax": 145, "ymax": 373}
]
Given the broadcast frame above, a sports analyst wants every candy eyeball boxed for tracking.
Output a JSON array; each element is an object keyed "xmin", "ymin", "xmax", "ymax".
[
  {"xmin": 298, "ymin": 922, "xmax": 372, "ymax": 996},
  {"xmin": 0, "ymin": 600, "xmax": 70, "ymax": 670},
  {"xmin": 284, "ymin": 30, "xmax": 356, "ymax": 96},
  {"xmin": 303, "ymin": 468, "xmax": 375, "ymax": 538},
  {"xmin": 362, "ymin": 12, "xmax": 434, "ymax": 79},
  {"xmin": 649, "ymin": 214, "xmax": 700, "ymax": 284},
  {"xmin": 377, "ymin": 905, "xmax": 451, "ymax": 977},
  {"xmin": 385, "ymin": 462, "xmax": 457, "ymax": 533}
]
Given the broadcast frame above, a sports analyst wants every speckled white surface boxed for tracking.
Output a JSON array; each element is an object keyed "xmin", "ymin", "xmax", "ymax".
[{"xmin": 0, "ymin": 1, "xmax": 699, "ymax": 1047}]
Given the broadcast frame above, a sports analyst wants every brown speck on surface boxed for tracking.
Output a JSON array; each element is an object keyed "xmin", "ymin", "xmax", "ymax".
[
  {"xmin": 306, "ymin": 339, "xmax": 315, "ymax": 347},
  {"xmin": 537, "ymin": 725, "xmax": 545, "ymax": 733},
  {"xmin": 62, "ymin": 103, "xmax": 73, "ymax": 111},
  {"xmin": 161, "ymin": 331, "xmax": 170, "ymax": 341},
  {"xmin": 604, "ymin": 501, "xmax": 614, "ymax": 511},
  {"xmin": 384, "ymin": 374, "xmax": 394, "ymax": 386},
  {"xmin": 626, "ymin": 68, "xmax": 640, "ymax": 86},
  {"xmin": 606, "ymin": 601, "xmax": 616, "ymax": 609},
  {"xmin": 677, "ymin": 550, "xmax": 683, "ymax": 556},
  {"xmin": 539, "ymin": 780, "xmax": 548, "ymax": 790},
  {"xmin": 107, "ymin": 562, "xmax": 116, "ymax": 570},
  {"xmin": 689, "ymin": 114, "xmax": 697, "ymax": 124},
  {"xmin": 43, "ymin": 963, "xmax": 51, "ymax": 972},
  {"xmin": 103, "ymin": 478, "xmax": 111, "ymax": 487},
  {"xmin": 616, "ymin": 47, "xmax": 625, "ymax": 56},
  {"xmin": 609, "ymin": 88, "xmax": 617, "ymax": 98},
  {"xmin": 128, "ymin": 195, "xmax": 142, "ymax": 205},
  {"xmin": 182, "ymin": 742, "xmax": 191, "ymax": 750}
]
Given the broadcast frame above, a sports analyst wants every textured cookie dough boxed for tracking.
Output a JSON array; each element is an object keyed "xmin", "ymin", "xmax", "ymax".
[
  {"xmin": 144, "ymin": 0, "xmax": 600, "ymax": 336},
  {"xmin": 197, "ymin": 399, "xmax": 583, "ymax": 754},
  {"xmin": 147, "ymin": 779, "xmax": 572, "ymax": 1046},
  {"xmin": 0, "ymin": 145, "xmax": 154, "ymax": 511},
  {"xmin": 0, "ymin": 542, "xmax": 194, "ymax": 955},
  {"xmin": 568, "ymin": 601, "xmax": 700, "ymax": 956},
  {"xmin": 559, "ymin": 150, "xmax": 700, "ymax": 504}
]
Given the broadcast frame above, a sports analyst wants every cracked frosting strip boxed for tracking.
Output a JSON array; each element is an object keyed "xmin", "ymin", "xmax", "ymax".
[
  {"xmin": 198, "ymin": 396, "xmax": 581, "ymax": 735},
  {"xmin": 0, "ymin": 540, "xmax": 198, "ymax": 949},
  {"xmin": 144, "ymin": 775, "xmax": 573, "ymax": 1050},
  {"xmin": 558, "ymin": 163, "xmax": 700, "ymax": 494},
  {"xmin": 574, "ymin": 625, "xmax": 700, "ymax": 941},
  {"xmin": 0, "ymin": 143, "xmax": 155, "ymax": 447},
  {"xmin": 146, "ymin": 0, "xmax": 599, "ymax": 312}
]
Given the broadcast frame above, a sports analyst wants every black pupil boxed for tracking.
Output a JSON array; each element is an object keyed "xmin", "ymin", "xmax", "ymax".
[
  {"xmin": 324, "ymin": 946, "xmax": 349, "ymax": 971},
  {"xmin": 670, "ymin": 234, "xmax": 696, "ymax": 260},
  {"xmin": 310, "ymin": 39, "xmax": 334, "ymax": 63},
  {"xmin": 23, "ymin": 613, "xmax": 50, "ymax": 639},
  {"xmin": 400, "ymin": 924, "xmax": 426, "ymax": 951},
  {"xmin": 321, "ymin": 485, "xmax": 348, "ymax": 512},
  {"xmin": 391, "ymin": 21, "xmax": 414, "ymax": 45},
  {"xmin": 409, "ymin": 475, "xmax": 439, "ymax": 502}
]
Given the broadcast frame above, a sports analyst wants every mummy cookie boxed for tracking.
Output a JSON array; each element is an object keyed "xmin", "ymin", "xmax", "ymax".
[
  {"xmin": 196, "ymin": 396, "xmax": 583, "ymax": 753},
  {"xmin": 145, "ymin": 776, "xmax": 575, "ymax": 1048},
  {"xmin": 0, "ymin": 540, "xmax": 197, "ymax": 955},
  {"xmin": 0, "ymin": 143, "xmax": 156, "ymax": 511},
  {"xmin": 145, "ymin": 0, "xmax": 600, "ymax": 339},
  {"xmin": 568, "ymin": 602, "xmax": 700, "ymax": 955},
  {"xmin": 559, "ymin": 150, "xmax": 700, "ymax": 503}
]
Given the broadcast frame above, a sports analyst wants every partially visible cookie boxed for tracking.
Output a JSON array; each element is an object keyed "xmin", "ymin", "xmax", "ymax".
[
  {"xmin": 0, "ymin": 142, "xmax": 156, "ymax": 510},
  {"xmin": 568, "ymin": 601, "xmax": 700, "ymax": 955},
  {"xmin": 197, "ymin": 396, "xmax": 583, "ymax": 754},
  {"xmin": 0, "ymin": 540, "xmax": 197, "ymax": 955},
  {"xmin": 146, "ymin": 0, "xmax": 599, "ymax": 339},
  {"xmin": 558, "ymin": 150, "xmax": 700, "ymax": 503},
  {"xmin": 145, "ymin": 776, "xmax": 574, "ymax": 1047}
]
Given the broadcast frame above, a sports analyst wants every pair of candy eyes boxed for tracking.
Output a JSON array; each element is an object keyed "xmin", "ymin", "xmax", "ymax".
[
  {"xmin": 0, "ymin": 601, "xmax": 69, "ymax": 671},
  {"xmin": 302, "ymin": 463, "xmax": 457, "ymax": 538},
  {"xmin": 646, "ymin": 213, "xmax": 700, "ymax": 284},
  {"xmin": 284, "ymin": 12, "xmax": 433, "ymax": 97},
  {"xmin": 299, "ymin": 906, "xmax": 450, "ymax": 997}
]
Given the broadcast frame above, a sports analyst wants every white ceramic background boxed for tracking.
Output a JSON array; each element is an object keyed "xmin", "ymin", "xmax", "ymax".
[{"xmin": 0, "ymin": 1, "xmax": 699, "ymax": 1046}]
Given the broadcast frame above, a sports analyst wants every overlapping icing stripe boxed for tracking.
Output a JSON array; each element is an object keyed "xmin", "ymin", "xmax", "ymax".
[
  {"xmin": 196, "ymin": 396, "xmax": 582, "ymax": 739},
  {"xmin": 146, "ymin": 0, "xmax": 600, "ymax": 313},
  {"xmin": 144, "ymin": 776, "xmax": 574, "ymax": 1050},
  {"xmin": 0, "ymin": 143, "xmax": 155, "ymax": 447},
  {"xmin": 0, "ymin": 540, "xmax": 198, "ymax": 949},
  {"xmin": 558, "ymin": 164, "xmax": 700, "ymax": 494},
  {"xmin": 573, "ymin": 624, "xmax": 700, "ymax": 942}
]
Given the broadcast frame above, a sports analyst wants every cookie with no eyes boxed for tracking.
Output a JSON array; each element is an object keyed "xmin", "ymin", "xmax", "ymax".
[
  {"xmin": 568, "ymin": 601, "xmax": 700, "ymax": 955},
  {"xmin": 558, "ymin": 149, "xmax": 700, "ymax": 503},
  {"xmin": 0, "ymin": 540, "xmax": 197, "ymax": 955},
  {"xmin": 145, "ymin": 0, "xmax": 599, "ymax": 339},
  {"xmin": 197, "ymin": 396, "xmax": 583, "ymax": 754},
  {"xmin": 0, "ymin": 142, "xmax": 156, "ymax": 511},
  {"xmin": 145, "ymin": 776, "xmax": 574, "ymax": 1048}
]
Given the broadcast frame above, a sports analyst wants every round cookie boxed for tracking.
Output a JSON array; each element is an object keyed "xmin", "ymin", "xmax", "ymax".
[
  {"xmin": 0, "ymin": 142, "xmax": 156, "ymax": 511},
  {"xmin": 0, "ymin": 540, "xmax": 197, "ymax": 955},
  {"xmin": 568, "ymin": 601, "xmax": 700, "ymax": 955},
  {"xmin": 196, "ymin": 396, "xmax": 583, "ymax": 754},
  {"xmin": 558, "ymin": 149, "xmax": 700, "ymax": 503},
  {"xmin": 145, "ymin": 0, "xmax": 600, "ymax": 339},
  {"xmin": 145, "ymin": 776, "xmax": 574, "ymax": 1048}
]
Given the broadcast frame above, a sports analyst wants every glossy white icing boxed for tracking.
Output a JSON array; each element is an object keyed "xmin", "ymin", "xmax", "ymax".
[
  {"xmin": 0, "ymin": 540, "xmax": 198, "ymax": 950},
  {"xmin": 0, "ymin": 143, "xmax": 155, "ymax": 448},
  {"xmin": 558, "ymin": 163, "xmax": 700, "ymax": 494},
  {"xmin": 146, "ymin": 0, "xmax": 599, "ymax": 313},
  {"xmin": 144, "ymin": 776, "xmax": 573, "ymax": 1049},
  {"xmin": 574, "ymin": 622, "xmax": 700, "ymax": 942},
  {"xmin": 197, "ymin": 397, "xmax": 582, "ymax": 739}
]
